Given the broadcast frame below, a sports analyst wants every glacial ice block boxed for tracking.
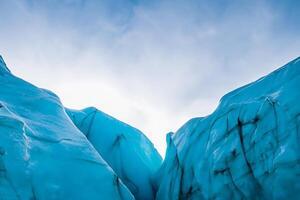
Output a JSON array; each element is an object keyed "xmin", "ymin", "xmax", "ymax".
[
  {"xmin": 66, "ymin": 107, "xmax": 162, "ymax": 200},
  {"xmin": 0, "ymin": 57, "xmax": 134, "ymax": 199},
  {"xmin": 155, "ymin": 57, "xmax": 300, "ymax": 200}
]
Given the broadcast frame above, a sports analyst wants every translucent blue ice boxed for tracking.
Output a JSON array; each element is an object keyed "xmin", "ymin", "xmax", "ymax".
[
  {"xmin": 0, "ymin": 56, "xmax": 134, "ymax": 199},
  {"xmin": 66, "ymin": 107, "xmax": 162, "ymax": 200},
  {"xmin": 155, "ymin": 57, "xmax": 300, "ymax": 199}
]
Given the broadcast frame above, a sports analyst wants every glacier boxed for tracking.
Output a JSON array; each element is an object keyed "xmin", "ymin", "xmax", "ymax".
[
  {"xmin": 66, "ymin": 107, "xmax": 162, "ymax": 200},
  {"xmin": 155, "ymin": 57, "xmax": 300, "ymax": 200},
  {"xmin": 1, "ymin": 54, "xmax": 300, "ymax": 200},
  {"xmin": 0, "ymin": 55, "xmax": 160, "ymax": 200},
  {"xmin": 0, "ymin": 56, "xmax": 135, "ymax": 199}
]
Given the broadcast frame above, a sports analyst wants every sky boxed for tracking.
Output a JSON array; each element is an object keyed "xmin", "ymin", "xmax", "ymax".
[{"xmin": 0, "ymin": 0, "xmax": 299, "ymax": 155}]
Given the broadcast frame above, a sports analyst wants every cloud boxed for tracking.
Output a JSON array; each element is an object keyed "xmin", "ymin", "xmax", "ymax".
[{"xmin": 0, "ymin": 0, "xmax": 299, "ymax": 155}]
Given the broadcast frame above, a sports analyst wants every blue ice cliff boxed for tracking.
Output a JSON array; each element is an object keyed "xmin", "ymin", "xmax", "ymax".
[
  {"xmin": 0, "ymin": 55, "xmax": 161, "ymax": 200},
  {"xmin": 66, "ymin": 107, "xmax": 162, "ymax": 200},
  {"xmin": 155, "ymin": 57, "xmax": 300, "ymax": 200},
  {"xmin": 1, "ymin": 55, "xmax": 300, "ymax": 200}
]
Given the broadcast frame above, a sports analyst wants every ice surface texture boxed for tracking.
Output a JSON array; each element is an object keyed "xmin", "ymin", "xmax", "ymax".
[
  {"xmin": 155, "ymin": 57, "xmax": 300, "ymax": 200},
  {"xmin": 0, "ymin": 58, "xmax": 136, "ymax": 199},
  {"xmin": 66, "ymin": 108, "xmax": 162, "ymax": 200}
]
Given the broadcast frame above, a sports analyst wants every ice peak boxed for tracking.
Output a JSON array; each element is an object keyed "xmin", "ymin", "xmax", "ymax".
[{"xmin": 0, "ymin": 55, "xmax": 11, "ymax": 74}]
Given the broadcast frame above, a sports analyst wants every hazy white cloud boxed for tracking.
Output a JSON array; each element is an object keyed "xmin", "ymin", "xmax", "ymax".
[{"xmin": 1, "ymin": 0, "xmax": 299, "ymax": 155}]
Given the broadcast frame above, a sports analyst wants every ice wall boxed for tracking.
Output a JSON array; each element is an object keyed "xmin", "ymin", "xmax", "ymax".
[
  {"xmin": 155, "ymin": 57, "xmax": 300, "ymax": 200},
  {"xmin": 66, "ymin": 108, "xmax": 162, "ymax": 200},
  {"xmin": 0, "ymin": 57, "xmax": 134, "ymax": 200}
]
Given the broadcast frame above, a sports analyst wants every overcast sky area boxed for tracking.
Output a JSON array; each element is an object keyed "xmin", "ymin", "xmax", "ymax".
[{"xmin": 0, "ymin": 0, "xmax": 299, "ymax": 155}]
